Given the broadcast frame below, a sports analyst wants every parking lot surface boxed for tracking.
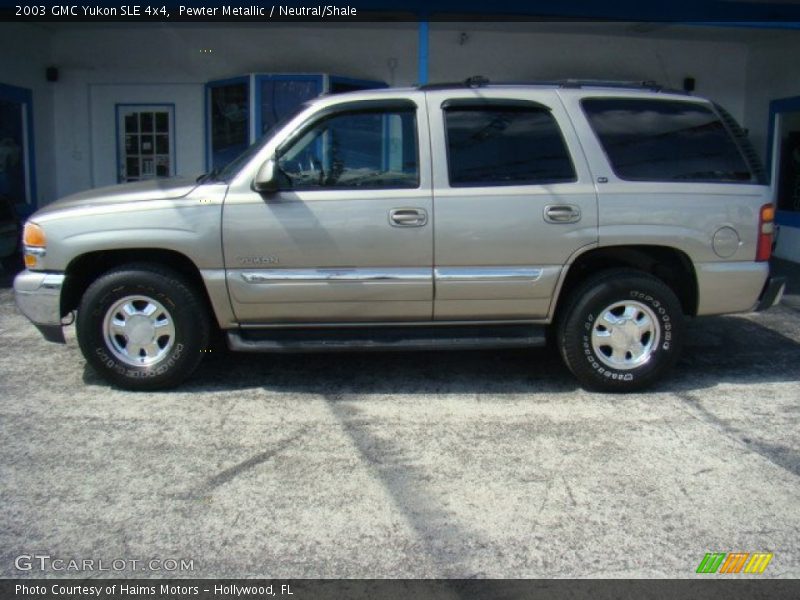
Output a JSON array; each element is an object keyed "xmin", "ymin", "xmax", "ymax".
[{"xmin": 1, "ymin": 263, "xmax": 799, "ymax": 578}]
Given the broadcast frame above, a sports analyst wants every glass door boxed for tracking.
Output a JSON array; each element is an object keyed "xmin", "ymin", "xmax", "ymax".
[
  {"xmin": 0, "ymin": 82, "xmax": 34, "ymax": 216},
  {"xmin": 774, "ymin": 111, "xmax": 800, "ymax": 214},
  {"xmin": 117, "ymin": 104, "xmax": 175, "ymax": 183},
  {"xmin": 206, "ymin": 77, "xmax": 250, "ymax": 172}
]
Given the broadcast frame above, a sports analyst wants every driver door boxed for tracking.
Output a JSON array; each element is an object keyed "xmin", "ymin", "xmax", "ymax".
[{"xmin": 222, "ymin": 96, "xmax": 433, "ymax": 324}]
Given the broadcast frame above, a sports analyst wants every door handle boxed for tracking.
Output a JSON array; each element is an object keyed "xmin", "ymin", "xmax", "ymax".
[
  {"xmin": 544, "ymin": 204, "xmax": 581, "ymax": 224},
  {"xmin": 389, "ymin": 208, "xmax": 428, "ymax": 227}
]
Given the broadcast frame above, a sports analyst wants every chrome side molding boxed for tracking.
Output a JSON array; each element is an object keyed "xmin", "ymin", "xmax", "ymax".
[
  {"xmin": 434, "ymin": 266, "xmax": 543, "ymax": 281},
  {"xmin": 241, "ymin": 267, "xmax": 432, "ymax": 284},
  {"xmin": 240, "ymin": 266, "xmax": 546, "ymax": 284}
]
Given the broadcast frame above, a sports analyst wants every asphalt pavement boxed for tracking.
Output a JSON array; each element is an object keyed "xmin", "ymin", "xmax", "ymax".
[{"xmin": 0, "ymin": 262, "xmax": 798, "ymax": 578}]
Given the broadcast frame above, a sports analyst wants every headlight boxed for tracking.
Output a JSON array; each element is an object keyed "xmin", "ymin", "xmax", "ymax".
[{"xmin": 22, "ymin": 222, "xmax": 46, "ymax": 268}]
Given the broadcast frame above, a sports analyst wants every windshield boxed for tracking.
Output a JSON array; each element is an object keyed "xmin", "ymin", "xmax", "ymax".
[{"xmin": 212, "ymin": 102, "xmax": 310, "ymax": 182}]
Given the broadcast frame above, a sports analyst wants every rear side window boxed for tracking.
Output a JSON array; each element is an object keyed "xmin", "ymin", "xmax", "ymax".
[
  {"xmin": 444, "ymin": 104, "xmax": 576, "ymax": 187},
  {"xmin": 582, "ymin": 98, "xmax": 755, "ymax": 183}
]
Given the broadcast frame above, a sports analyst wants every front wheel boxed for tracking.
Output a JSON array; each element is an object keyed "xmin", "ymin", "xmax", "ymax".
[
  {"xmin": 557, "ymin": 269, "xmax": 684, "ymax": 392},
  {"xmin": 76, "ymin": 264, "xmax": 210, "ymax": 390}
]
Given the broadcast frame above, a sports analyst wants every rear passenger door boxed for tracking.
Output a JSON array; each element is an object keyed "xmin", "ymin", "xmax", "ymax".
[{"xmin": 425, "ymin": 89, "xmax": 598, "ymax": 320}]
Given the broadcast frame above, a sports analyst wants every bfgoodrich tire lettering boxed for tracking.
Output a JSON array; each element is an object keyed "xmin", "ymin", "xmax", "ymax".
[
  {"xmin": 76, "ymin": 264, "xmax": 210, "ymax": 390},
  {"xmin": 558, "ymin": 269, "xmax": 684, "ymax": 392}
]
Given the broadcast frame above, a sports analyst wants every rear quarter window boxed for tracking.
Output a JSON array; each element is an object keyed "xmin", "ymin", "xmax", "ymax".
[{"xmin": 581, "ymin": 98, "xmax": 756, "ymax": 184}]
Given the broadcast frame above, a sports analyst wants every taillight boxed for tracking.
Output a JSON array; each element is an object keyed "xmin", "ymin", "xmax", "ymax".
[{"xmin": 756, "ymin": 203, "xmax": 775, "ymax": 262}]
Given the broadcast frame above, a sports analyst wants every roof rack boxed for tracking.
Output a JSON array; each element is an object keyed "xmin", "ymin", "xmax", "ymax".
[
  {"xmin": 418, "ymin": 76, "xmax": 687, "ymax": 95},
  {"xmin": 419, "ymin": 75, "xmax": 491, "ymax": 90}
]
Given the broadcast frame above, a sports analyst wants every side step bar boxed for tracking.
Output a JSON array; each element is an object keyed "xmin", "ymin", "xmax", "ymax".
[{"xmin": 227, "ymin": 323, "xmax": 547, "ymax": 353}]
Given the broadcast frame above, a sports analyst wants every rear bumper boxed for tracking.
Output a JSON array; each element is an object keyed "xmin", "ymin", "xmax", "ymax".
[
  {"xmin": 755, "ymin": 276, "xmax": 786, "ymax": 311},
  {"xmin": 13, "ymin": 270, "xmax": 66, "ymax": 343}
]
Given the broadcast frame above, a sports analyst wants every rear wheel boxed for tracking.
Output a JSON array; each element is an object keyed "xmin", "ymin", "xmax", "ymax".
[
  {"xmin": 76, "ymin": 264, "xmax": 209, "ymax": 390},
  {"xmin": 557, "ymin": 269, "xmax": 684, "ymax": 392}
]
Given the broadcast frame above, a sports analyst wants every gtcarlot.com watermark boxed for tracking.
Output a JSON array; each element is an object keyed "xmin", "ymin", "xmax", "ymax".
[{"xmin": 14, "ymin": 554, "xmax": 195, "ymax": 573}]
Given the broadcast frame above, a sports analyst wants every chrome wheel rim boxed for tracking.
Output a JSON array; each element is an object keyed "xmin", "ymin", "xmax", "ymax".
[
  {"xmin": 102, "ymin": 295, "xmax": 176, "ymax": 367},
  {"xmin": 591, "ymin": 300, "xmax": 660, "ymax": 370}
]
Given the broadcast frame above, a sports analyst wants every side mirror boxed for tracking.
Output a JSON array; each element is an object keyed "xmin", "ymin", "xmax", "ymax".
[{"xmin": 253, "ymin": 158, "xmax": 279, "ymax": 193}]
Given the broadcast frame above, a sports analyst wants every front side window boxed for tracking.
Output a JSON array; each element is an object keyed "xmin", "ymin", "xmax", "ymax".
[
  {"xmin": 276, "ymin": 106, "xmax": 418, "ymax": 190},
  {"xmin": 444, "ymin": 104, "xmax": 576, "ymax": 187},
  {"xmin": 582, "ymin": 98, "xmax": 754, "ymax": 183}
]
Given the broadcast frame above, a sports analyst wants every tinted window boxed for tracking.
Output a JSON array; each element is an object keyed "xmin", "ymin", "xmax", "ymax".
[
  {"xmin": 444, "ymin": 105, "xmax": 576, "ymax": 187},
  {"xmin": 277, "ymin": 107, "xmax": 418, "ymax": 190},
  {"xmin": 582, "ymin": 98, "xmax": 753, "ymax": 183}
]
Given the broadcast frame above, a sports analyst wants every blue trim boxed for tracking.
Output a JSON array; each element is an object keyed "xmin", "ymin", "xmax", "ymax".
[
  {"xmin": 0, "ymin": 82, "xmax": 36, "ymax": 215},
  {"xmin": 114, "ymin": 105, "xmax": 119, "ymax": 181},
  {"xmin": 777, "ymin": 210, "xmax": 800, "ymax": 228},
  {"xmin": 115, "ymin": 103, "xmax": 177, "ymax": 183},
  {"xmin": 205, "ymin": 76, "xmax": 250, "ymax": 171},
  {"xmin": 418, "ymin": 21, "xmax": 429, "ymax": 86},
  {"xmin": 203, "ymin": 82, "xmax": 209, "ymax": 172}
]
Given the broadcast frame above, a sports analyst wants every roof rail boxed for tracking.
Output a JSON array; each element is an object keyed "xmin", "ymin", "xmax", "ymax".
[
  {"xmin": 551, "ymin": 79, "xmax": 686, "ymax": 93},
  {"xmin": 418, "ymin": 77, "xmax": 688, "ymax": 95},
  {"xmin": 418, "ymin": 75, "xmax": 491, "ymax": 91}
]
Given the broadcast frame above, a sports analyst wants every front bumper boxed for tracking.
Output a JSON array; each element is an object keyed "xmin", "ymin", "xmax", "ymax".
[
  {"xmin": 13, "ymin": 270, "xmax": 66, "ymax": 343},
  {"xmin": 755, "ymin": 276, "xmax": 786, "ymax": 311}
]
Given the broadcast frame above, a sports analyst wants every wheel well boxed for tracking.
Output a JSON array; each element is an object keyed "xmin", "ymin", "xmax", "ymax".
[
  {"xmin": 61, "ymin": 249, "xmax": 214, "ymax": 319},
  {"xmin": 556, "ymin": 246, "xmax": 698, "ymax": 317}
]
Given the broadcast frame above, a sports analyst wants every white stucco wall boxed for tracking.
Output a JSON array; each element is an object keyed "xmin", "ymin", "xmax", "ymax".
[
  {"xmin": 4, "ymin": 21, "xmax": 799, "ymax": 219},
  {"xmin": 48, "ymin": 23, "xmax": 419, "ymax": 199},
  {"xmin": 429, "ymin": 25, "xmax": 749, "ymax": 121}
]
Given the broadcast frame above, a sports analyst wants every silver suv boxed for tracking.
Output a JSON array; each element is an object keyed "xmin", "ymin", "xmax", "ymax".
[{"xmin": 13, "ymin": 80, "xmax": 786, "ymax": 392}]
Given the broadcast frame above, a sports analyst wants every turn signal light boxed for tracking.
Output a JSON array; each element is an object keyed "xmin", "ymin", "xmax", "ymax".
[
  {"xmin": 23, "ymin": 222, "xmax": 46, "ymax": 247},
  {"xmin": 756, "ymin": 203, "xmax": 775, "ymax": 262},
  {"xmin": 22, "ymin": 222, "xmax": 47, "ymax": 270}
]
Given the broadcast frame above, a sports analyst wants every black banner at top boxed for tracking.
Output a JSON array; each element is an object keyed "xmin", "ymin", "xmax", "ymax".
[{"xmin": 3, "ymin": 0, "xmax": 800, "ymax": 22}]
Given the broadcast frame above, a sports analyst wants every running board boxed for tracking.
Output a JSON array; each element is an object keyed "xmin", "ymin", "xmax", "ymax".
[{"xmin": 226, "ymin": 324, "xmax": 547, "ymax": 353}]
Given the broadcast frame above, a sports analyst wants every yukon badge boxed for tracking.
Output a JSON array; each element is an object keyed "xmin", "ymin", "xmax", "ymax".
[{"xmin": 237, "ymin": 255, "xmax": 279, "ymax": 265}]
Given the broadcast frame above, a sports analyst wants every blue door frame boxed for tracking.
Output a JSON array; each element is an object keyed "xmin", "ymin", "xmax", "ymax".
[
  {"xmin": 205, "ymin": 76, "xmax": 250, "ymax": 171},
  {"xmin": 767, "ymin": 95, "xmax": 800, "ymax": 229},
  {"xmin": 252, "ymin": 74, "xmax": 322, "ymax": 141},
  {"xmin": 205, "ymin": 74, "xmax": 387, "ymax": 170},
  {"xmin": 0, "ymin": 82, "xmax": 36, "ymax": 216}
]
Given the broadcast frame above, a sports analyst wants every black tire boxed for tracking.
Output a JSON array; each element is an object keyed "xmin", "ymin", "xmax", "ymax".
[
  {"xmin": 76, "ymin": 264, "xmax": 210, "ymax": 390},
  {"xmin": 557, "ymin": 269, "xmax": 684, "ymax": 392}
]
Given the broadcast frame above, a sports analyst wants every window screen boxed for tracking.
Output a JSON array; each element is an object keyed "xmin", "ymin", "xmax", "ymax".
[
  {"xmin": 277, "ymin": 107, "xmax": 418, "ymax": 190},
  {"xmin": 444, "ymin": 104, "xmax": 576, "ymax": 187},
  {"xmin": 581, "ymin": 98, "xmax": 754, "ymax": 183}
]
